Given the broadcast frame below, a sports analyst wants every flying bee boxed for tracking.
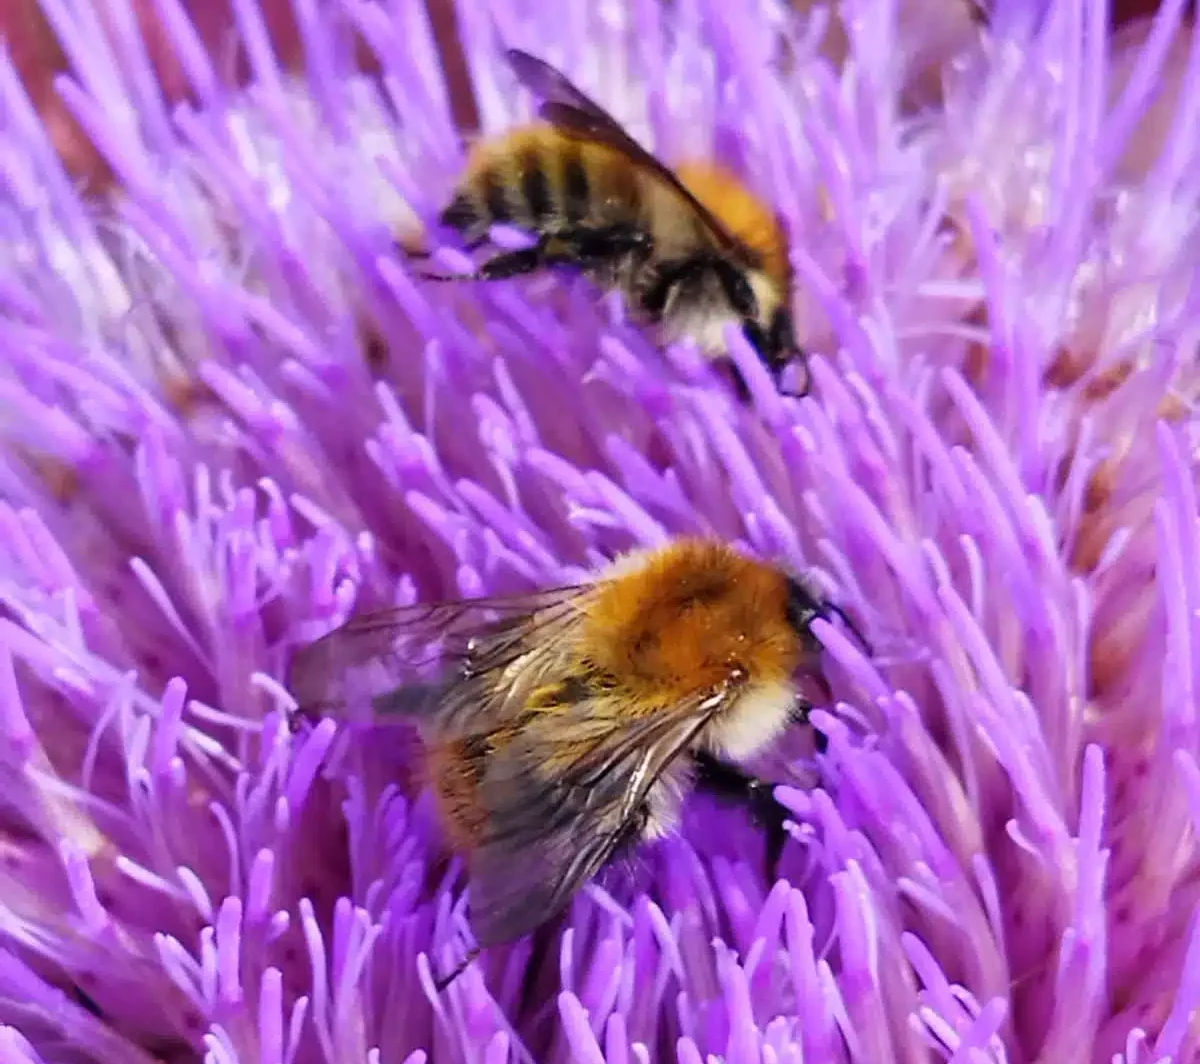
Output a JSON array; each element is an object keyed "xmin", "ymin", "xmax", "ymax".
[
  {"xmin": 419, "ymin": 48, "xmax": 811, "ymax": 398},
  {"xmin": 289, "ymin": 538, "xmax": 870, "ymax": 988}
]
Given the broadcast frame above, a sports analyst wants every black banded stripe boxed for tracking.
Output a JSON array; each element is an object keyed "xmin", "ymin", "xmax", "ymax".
[
  {"xmin": 520, "ymin": 147, "xmax": 554, "ymax": 225},
  {"xmin": 561, "ymin": 145, "xmax": 590, "ymax": 224},
  {"xmin": 480, "ymin": 167, "xmax": 513, "ymax": 224}
]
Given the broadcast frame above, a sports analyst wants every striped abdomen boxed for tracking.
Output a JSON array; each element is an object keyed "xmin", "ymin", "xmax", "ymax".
[{"xmin": 440, "ymin": 126, "xmax": 647, "ymax": 242}]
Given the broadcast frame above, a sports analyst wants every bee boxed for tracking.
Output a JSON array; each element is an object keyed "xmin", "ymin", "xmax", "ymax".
[
  {"xmin": 420, "ymin": 49, "xmax": 811, "ymax": 398},
  {"xmin": 289, "ymin": 538, "xmax": 869, "ymax": 987}
]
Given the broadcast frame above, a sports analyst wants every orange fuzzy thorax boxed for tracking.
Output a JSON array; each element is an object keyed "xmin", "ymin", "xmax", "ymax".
[
  {"xmin": 674, "ymin": 162, "xmax": 792, "ymax": 286},
  {"xmin": 579, "ymin": 539, "xmax": 803, "ymax": 708}
]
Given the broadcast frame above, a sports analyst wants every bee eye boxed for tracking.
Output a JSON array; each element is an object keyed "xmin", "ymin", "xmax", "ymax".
[
  {"xmin": 785, "ymin": 578, "xmax": 874, "ymax": 655},
  {"xmin": 784, "ymin": 578, "xmax": 828, "ymax": 647}
]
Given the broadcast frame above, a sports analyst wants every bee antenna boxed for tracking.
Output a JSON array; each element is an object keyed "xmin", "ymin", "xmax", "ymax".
[
  {"xmin": 821, "ymin": 602, "xmax": 873, "ymax": 657},
  {"xmin": 433, "ymin": 947, "xmax": 480, "ymax": 992},
  {"xmin": 415, "ymin": 269, "xmax": 467, "ymax": 283}
]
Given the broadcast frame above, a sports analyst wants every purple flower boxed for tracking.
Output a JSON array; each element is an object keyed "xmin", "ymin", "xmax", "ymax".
[{"xmin": 1, "ymin": 0, "xmax": 1198, "ymax": 1061}]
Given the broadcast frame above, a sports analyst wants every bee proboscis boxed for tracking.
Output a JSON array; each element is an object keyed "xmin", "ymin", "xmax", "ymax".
[{"xmin": 289, "ymin": 539, "xmax": 870, "ymax": 987}]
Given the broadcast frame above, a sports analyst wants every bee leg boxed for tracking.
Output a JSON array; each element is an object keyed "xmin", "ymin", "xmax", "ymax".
[
  {"xmin": 473, "ymin": 246, "xmax": 549, "ymax": 280},
  {"xmin": 691, "ymin": 751, "xmax": 789, "ymax": 875},
  {"xmin": 550, "ymin": 223, "xmax": 653, "ymax": 265},
  {"xmin": 71, "ymin": 985, "xmax": 103, "ymax": 1017},
  {"xmin": 433, "ymin": 945, "xmax": 482, "ymax": 992},
  {"xmin": 420, "ymin": 224, "xmax": 652, "ymax": 284},
  {"xmin": 642, "ymin": 260, "xmax": 700, "ymax": 321},
  {"xmin": 417, "ymin": 243, "xmax": 547, "ymax": 283},
  {"xmin": 398, "ymin": 240, "xmax": 486, "ymax": 263}
]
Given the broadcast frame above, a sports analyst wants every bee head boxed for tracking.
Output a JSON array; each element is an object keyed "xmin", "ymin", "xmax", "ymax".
[
  {"xmin": 741, "ymin": 302, "xmax": 811, "ymax": 397},
  {"xmin": 781, "ymin": 574, "xmax": 868, "ymax": 741},
  {"xmin": 783, "ymin": 576, "xmax": 873, "ymax": 657},
  {"xmin": 715, "ymin": 263, "xmax": 811, "ymax": 397}
]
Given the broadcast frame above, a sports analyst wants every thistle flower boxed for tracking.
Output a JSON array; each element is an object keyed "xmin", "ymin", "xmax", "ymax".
[{"xmin": 1, "ymin": 1, "xmax": 1199, "ymax": 1063}]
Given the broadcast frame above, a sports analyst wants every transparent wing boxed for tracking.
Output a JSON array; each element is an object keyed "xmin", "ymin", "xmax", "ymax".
[
  {"xmin": 289, "ymin": 586, "xmax": 591, "ymax": 721},
  {"xmin": 463, "ymin": 682, "xmax": 735, "ymax": 946},
  {"xmin": 506, "ymin": 48, "xmax": 744, "ymax": 254}
]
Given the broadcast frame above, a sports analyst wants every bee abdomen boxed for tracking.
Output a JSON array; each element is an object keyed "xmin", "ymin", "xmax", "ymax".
[{"xmin": 442, "ymin": 130, "xmax": 646, "ymax": 242}]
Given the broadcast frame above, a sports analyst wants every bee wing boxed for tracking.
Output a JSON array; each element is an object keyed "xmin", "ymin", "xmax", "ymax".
[
  {"xmin": 506, "ymin": 48, "xmax": 744, "ymax": 255},
  {"xmin": 464, "ymin": 683, "xmax": 733, "ymax": 947},
  {"xmin": 289, "ymin": 586, "xmax": 592, "ymax": 720}
]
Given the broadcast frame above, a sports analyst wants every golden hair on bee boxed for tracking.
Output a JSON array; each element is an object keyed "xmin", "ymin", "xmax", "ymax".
[
  {"xmin": 416, "ymin": 49, "xmax": 810, "ymax": 398},
  {"xmin": 289, "ymin": 538, "xmax": 869, "ymax": 988}
]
